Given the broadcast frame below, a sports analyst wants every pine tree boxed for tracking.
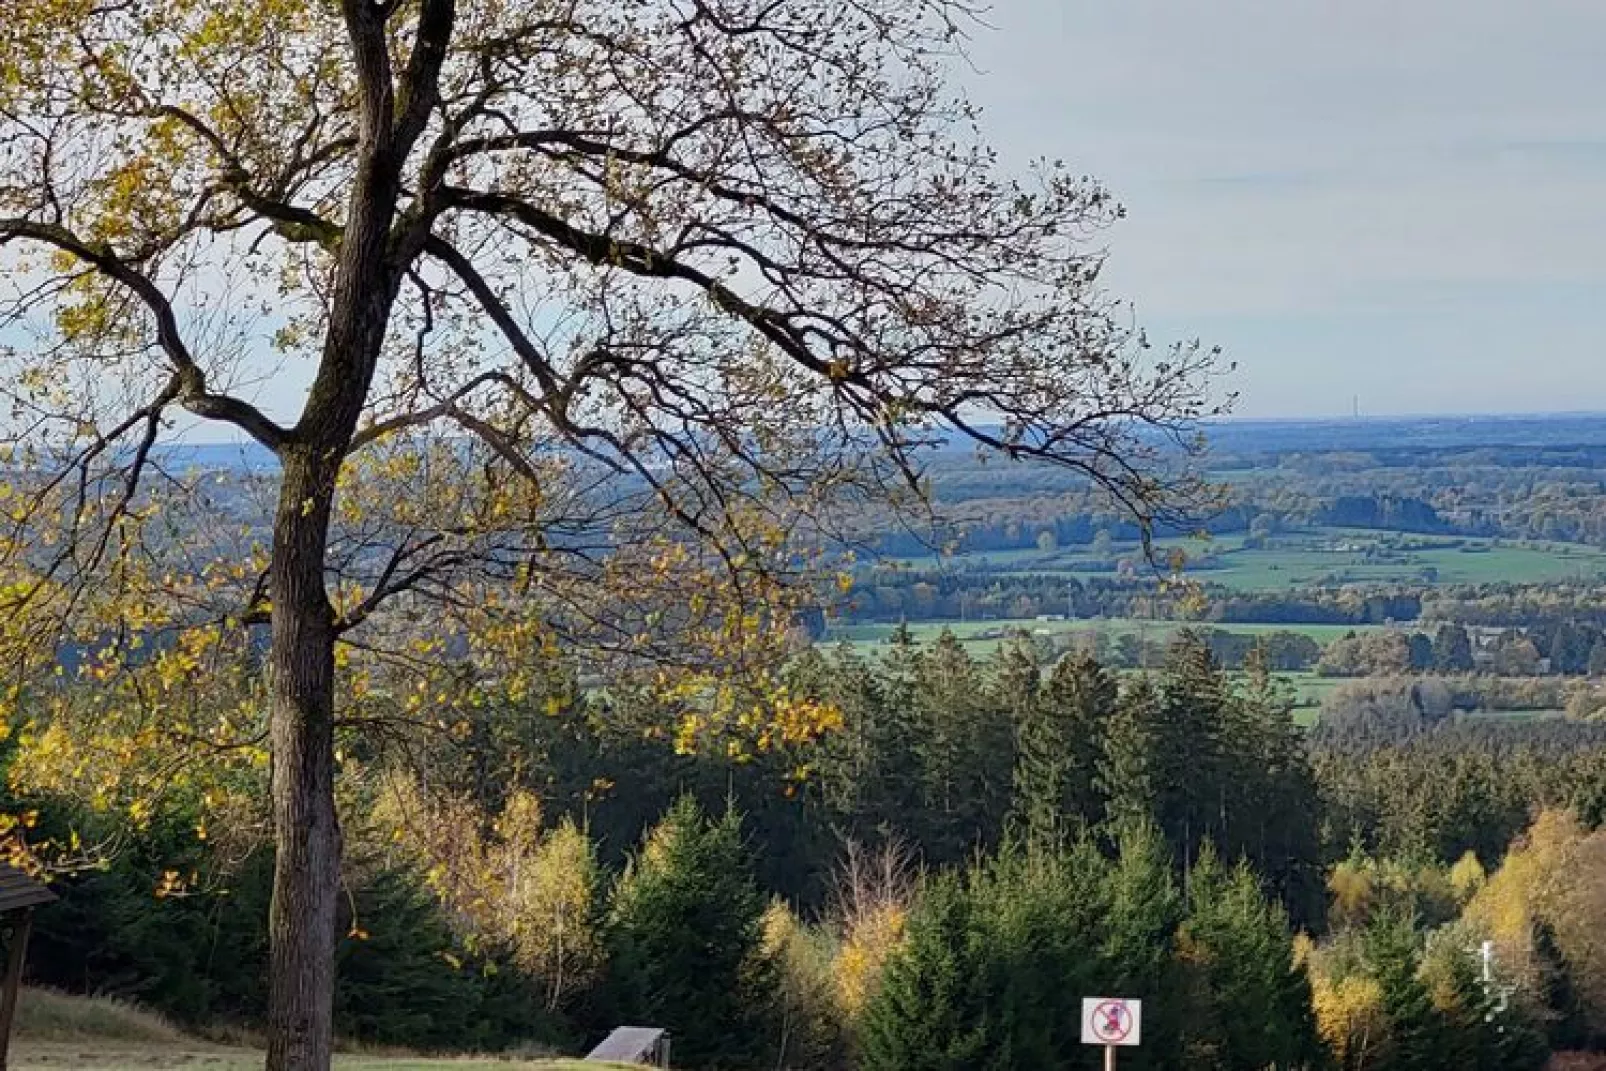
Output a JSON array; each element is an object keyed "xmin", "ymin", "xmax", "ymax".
[
  {"xmin": 605, "ymin": 796, "xmax": 776, "ymax": 1069},
  {"xmin": 858, "ymin": 839, "xmax": 1115, "ymax": 1071},
  {"xmin": 1100, "ymin": 820, "xmax": 1187, "ymax": 1070},
  {"xmin": 1012, "ymin": 646, "xmax": 1120, "ymax": 850},
  {"xmin": 1045, "ymin": 652, "xmax": 1119, "ymax": 826},
  {"xmin": 1363, "ymin": 908, "xmax": 1450, "ymax": 1071},
  {"xmin": 799, "ymin": 643, "xmax": 895, "ymax": 832},
  {"xmin": 333, "ymin": 867, "xmax": 502, "ymax": 1051},
  {"xmin": 1156, "ymin": 633, "xmax": 1231, "ymax": 870},
  {"xmin": 1179, "ymin": 847, "xmax": 1323, "ymax": 1071},
  {"xmin": 1098, "ymin": 676, "xmax": 1163, "ymax": 831},
  {"xmin": 856, "ymin": 874, "xmax": 989, "ymax": 1071},
  {"xmin": 1234, "ymin": 644, "xmax": 1327, "ymax": 925},
  {"xmin": 910, "ymin": 630, "xmax": 1012, "ymax": 863},
  {"xmin": 999, "ymin": 638, "xmax": 1060, "ymax": 848},
  {"xmin": 875, "ymin": 625, "xmax": 929, "ymax": 834}
]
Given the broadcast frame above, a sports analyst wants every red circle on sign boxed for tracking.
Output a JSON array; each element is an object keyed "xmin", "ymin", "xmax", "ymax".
[{"xmin": 1092, "ymin": 1000, "xmax": 1132, "ymax": 1042}]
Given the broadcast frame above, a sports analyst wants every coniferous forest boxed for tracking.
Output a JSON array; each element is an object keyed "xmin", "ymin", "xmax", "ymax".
[{"xmin": 19, "ymin": 627, "xmax": 1606, "ymax": 1069}]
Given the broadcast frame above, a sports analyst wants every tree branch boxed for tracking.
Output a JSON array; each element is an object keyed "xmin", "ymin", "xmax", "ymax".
[
  {"xmin": 437, "ymin": 187, "xmax": 838, "ymax": 381},
  {"xmin": 394, "ymin": 0, "xmax": 457, "ymax": 150},
  {"xmin": 144, "ymin": 104, "xmax": 342, "ymax": 248},
  {"xmin": 347, "ymin": 370, "xmax": 529, "ymax": 454},
  {"xmin": 0, "ymin": 218, "xmax": 290, "ymax": 451}
]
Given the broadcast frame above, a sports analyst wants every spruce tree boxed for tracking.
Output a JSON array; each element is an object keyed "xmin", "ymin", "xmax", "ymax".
[
  {"xmin": 334, "ymin": 867, "xmax": 503, "ymax": 1051},
  {"xmin": 1156, "ymin": 633, "xmax": 1231, "ymax": 869},
  {"xmin": 799, "ymin": 643, "xmax": 889, "ymax": 831},
  {"xmin": 1100, "ymin": 820, "xmax": 1187, "ymax": 1071},
  {"xmin": 1234, "ymin": 644, "xmax": 1327, "ymax": 924},
  {"xmin": 876, "ymin": 624, "xmax": 931, "ymax": 839},
  {"xmin": 856, "ymin": 874, "xmax": 990, "ymax": 1071},
  {"xmin": 604, "ymin": 796, "xmax": 775, "ymax": 1069},
  {"xmin": 1363, "ymin": 908, "xmax": 1450, "ymax": 1071},
  {"xmin": 911, "ymin": 630, "xmax": 1012, "ymax": 863},
  {"xmin": 1098, "ymin": 676, "xmax": 1163, "ymax": 831},
  {"xmin": 1045, "ymin": 651, "xmax": 1119, "ymax": 826},
  {"xmin": 858, "ymin": 839, "xmax": 1115, "ymax": 1071},
  {"xmin": 999, "ymin": 638, "xmax": 1061, "ymax": 847},
  {"xmin": 1179, "ymin": 847, "xmax": 1322, "ymax": 1071}
]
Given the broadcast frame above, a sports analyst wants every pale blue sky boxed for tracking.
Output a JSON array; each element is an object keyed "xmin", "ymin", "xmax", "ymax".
[
  {"xmin": 960, "ymin": 0, "xmax": 1606, "ymax": 417},
  {"xmin": 175, "ymin": 0, "xmax": 1606, "ymax": 437}
]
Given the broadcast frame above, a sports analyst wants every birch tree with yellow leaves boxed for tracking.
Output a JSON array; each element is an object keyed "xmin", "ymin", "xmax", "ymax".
[{"xmin": 0, "ymin": 0, "xmax": 1224, "ymax": 1066}]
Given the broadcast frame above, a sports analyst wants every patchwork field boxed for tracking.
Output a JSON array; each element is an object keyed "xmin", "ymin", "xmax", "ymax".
[
  {"xmin": 888, "ymin": 527, "xmax": 1606, "ymax": 593},
  {"xmin": 828, "ymin": 617, "xmax": 1380, "ymax": 649},
  {"xmin": 823, "ymin": 618, "xmax": 1385, "ymax": 679}
]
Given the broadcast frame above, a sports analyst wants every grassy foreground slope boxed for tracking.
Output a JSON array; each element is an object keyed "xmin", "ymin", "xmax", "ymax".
[{"xmin": 12, "ymin": 988, "xmax": 627, "ymax": 1071}]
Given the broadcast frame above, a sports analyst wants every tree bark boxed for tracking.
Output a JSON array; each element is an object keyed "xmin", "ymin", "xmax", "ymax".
[
  {"xmin": 265, "ymin": 449, "xmax": 343, "ymax": 1071},
  {"xmin": 258, "ymin": 10, "xmax": 436, "ymax": 1064}
]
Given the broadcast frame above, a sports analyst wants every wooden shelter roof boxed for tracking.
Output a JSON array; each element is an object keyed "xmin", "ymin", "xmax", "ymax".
[
  {"xmin": 0, "ymin": 864, "xmax": 54, "ymax": 915},
  {"xmin": 586, "ymin": 1026, "xmax": 668, "ymax": 1062}
]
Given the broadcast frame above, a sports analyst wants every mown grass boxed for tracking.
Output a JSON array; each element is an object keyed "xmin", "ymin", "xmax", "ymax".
[{"xmin": 10, "ymin": 989, "xmax": 629, "ymax": 1071}]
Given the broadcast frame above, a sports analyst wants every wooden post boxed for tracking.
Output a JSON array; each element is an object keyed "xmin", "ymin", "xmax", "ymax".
[
  {"xmin": 1104, "ymin": 1043, "xmax": 1116, "ymax": 1071},
  {"xmin": 0, "ymin": 909, "xmax": 34, "ymax": 1071}
]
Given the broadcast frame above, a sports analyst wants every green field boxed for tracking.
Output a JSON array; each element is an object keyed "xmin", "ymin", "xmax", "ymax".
[
  {"xmin": 893, "ymin": 527, "xmax": 1606, "ymax": 593},
  {"xmin": 1181, "ymin": 535, "xmax": 1606, "ymax": 591},
  {"xmin": 822, "ymin": 618, "xmax": 1350, "ymax": 716},
  {"xmin": 825, "ymin": 617, "xmax": 1380, "ymax": 660}
]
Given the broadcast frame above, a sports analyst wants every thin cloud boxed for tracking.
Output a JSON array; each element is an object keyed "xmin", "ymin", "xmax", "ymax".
[{"xmin": 957, "ymin": 0, "xmax": 1606, "ymax": 416}]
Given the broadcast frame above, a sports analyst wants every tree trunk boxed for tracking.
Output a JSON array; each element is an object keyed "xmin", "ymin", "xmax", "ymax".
[{"xmin": 265, "ymin": 450, "xmax": 342, "ymax": 1071}]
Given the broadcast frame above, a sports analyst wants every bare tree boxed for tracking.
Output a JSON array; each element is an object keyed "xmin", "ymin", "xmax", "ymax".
[{"xmin": 0, "ymin": 1, "xmax": 1225, "ymax": 1067}]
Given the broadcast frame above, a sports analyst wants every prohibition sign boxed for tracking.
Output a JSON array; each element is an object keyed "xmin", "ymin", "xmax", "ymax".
[{"xmin": 1090, "ymin": 1001, "xmax": 1133, "ymax": 1044}]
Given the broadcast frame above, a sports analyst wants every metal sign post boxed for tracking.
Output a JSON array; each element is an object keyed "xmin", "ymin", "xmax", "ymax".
[{"xmin": 1082, "ymin": 997, "xmax": 1142, "ymax": 1069}]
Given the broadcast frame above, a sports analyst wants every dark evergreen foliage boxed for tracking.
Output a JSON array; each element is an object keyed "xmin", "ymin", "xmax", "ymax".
[{"xmin": 603, "ymin": 796, "xmax": 777, "ymax": 1070}]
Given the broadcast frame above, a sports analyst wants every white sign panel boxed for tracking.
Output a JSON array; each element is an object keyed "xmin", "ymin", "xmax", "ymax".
[{"xmin": 1081, "ymin": 997, "xmax": 1142, "ymax": 1047}]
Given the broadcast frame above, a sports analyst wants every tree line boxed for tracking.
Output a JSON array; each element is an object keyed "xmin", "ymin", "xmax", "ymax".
[{"xmin": 17, "ymin": 630, "xmax": 1606, "ymax": 1066}]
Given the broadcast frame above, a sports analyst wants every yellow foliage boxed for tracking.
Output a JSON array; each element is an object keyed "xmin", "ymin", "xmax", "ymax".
[
  {"xmin": 1458, "ymin": 808, "xmax": 1606, "ymax": 1027},
  {"xmin": 763, "ymin": 901, "xmax": 850, "ymax": 1066},
  {"xmin": 1309, "ymin": 971, "xmax": 1388, "ymax": 1069},
  {"xmin": 1448, "ymin": 850, "xmax": 1487, "ymax": 904},
  {"xmin": 370, "ymin": 780, "xmax": 602, "ymax": 1012},
  {"xmin": 1327, "ymin": 860, "xmax": 1375, "ymax": 929},
  {"xmin": 1464, "ymin": 808, "xmax": 1582, "ymax": 947},
  {"xmin": 834, "ymin": 902, "xmax": 906, "ymax": 1016}
]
